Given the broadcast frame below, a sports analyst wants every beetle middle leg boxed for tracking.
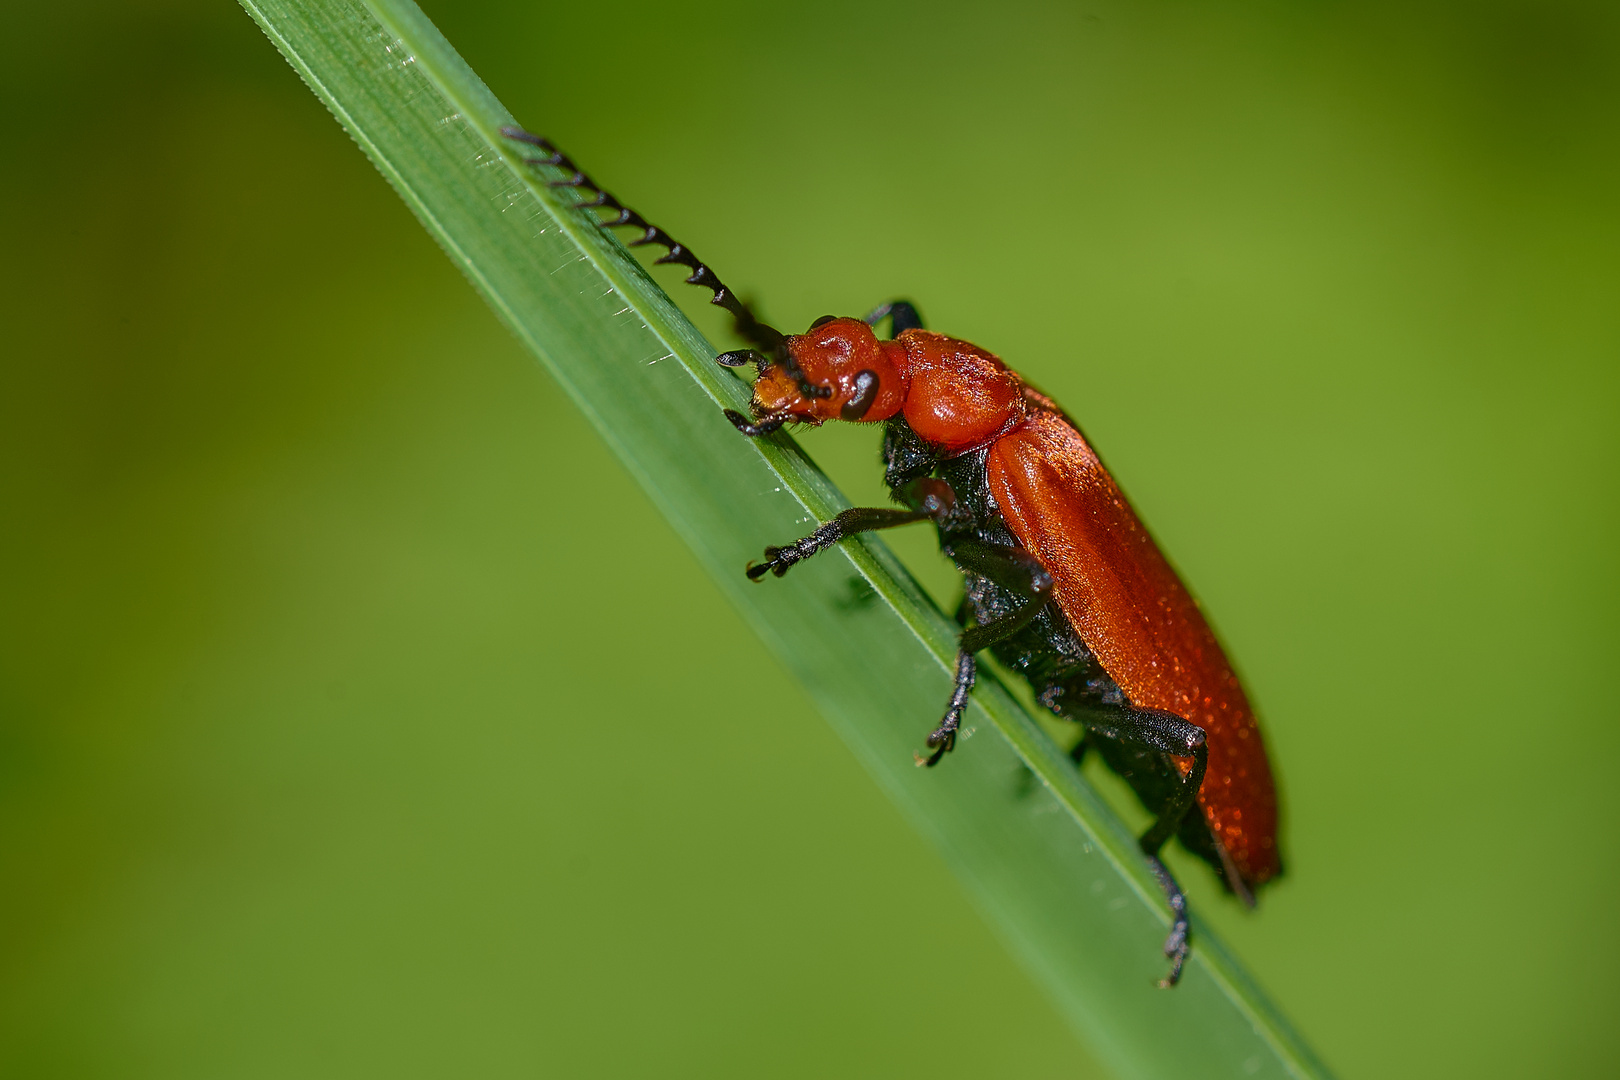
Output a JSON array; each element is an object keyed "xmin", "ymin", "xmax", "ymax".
[{"xmin": 916, "ymin": 537, "xmax": 1055, "ymax": 766}]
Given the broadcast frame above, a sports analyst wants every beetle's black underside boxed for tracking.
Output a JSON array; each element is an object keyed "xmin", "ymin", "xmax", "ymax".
[{"xmin": 884, "ymin": 422, "xmax": 1233, "ymax": 891}]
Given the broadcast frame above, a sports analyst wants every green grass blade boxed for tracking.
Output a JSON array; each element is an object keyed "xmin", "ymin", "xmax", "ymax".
[{"xmin": 237, "ymin": 1, "xmax": 1332, "ymax": 1076}]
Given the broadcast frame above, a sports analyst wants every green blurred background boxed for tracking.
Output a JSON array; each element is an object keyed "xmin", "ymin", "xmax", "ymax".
[{"xmin": 3, "ymin": 0, "xmax": 1616, "ymax": 1076}]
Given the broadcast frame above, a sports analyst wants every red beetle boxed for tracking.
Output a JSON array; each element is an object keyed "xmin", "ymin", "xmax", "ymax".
[{"xmin": 505, "ymin": 126, "xmax": 1282, "ymax": 985}]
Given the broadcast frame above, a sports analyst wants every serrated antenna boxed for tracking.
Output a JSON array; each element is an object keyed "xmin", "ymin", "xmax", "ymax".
[{"xmin": 501, "ymin": 125, "xmax": 786, "ymax": 357}]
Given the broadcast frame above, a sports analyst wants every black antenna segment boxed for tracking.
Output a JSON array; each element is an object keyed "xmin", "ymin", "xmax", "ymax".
[{"xmin": 500, "ymin": 126, "xmax": 784, "ymax": 355}]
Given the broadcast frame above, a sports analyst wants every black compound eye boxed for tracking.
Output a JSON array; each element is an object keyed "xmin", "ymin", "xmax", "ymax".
[
  {"xmin": 840, "ymin": 369, "xmax": 881, "ymax": 421},
  {"xmin": 810, "ymin": 315, "xmax": 839, "ymax": 329}
]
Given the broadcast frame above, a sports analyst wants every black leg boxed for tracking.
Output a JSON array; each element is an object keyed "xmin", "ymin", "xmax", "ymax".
[
  {"xmin": 1144, "ymin": 852, "xmax": 1191, "ymax": 988},
  {"xmin": 751, "ymin": 478, "xmax": 970, "ymax": 579},
  {"xmin": 914, "ymin": 538, "xmax": 1053, "ymax": 766},
  {"xmin": 715, "ymin": 349, "xmax": 769, "ymax": 376},
  {"xmin": 864, "ymin": 300, "xmax": 926, "ymax": 336},
  {"xmin": 1077, "ymin": 702, "xmax": 1208, "ymax": 986},
  {"xmin": 749, "ymin": 487, "xmax": 987, "ymax": 769},
  {"xmin": 1081, "ymin": 707, "xmax": 1208, "ymax": 849},
  {"xmin": 920, "ymin": 651, "xmax": 975, "ymax": 767},
  {"xmin": 941, "ymin": 537, "xmax": 1054, "ymax": 653},
  {"xmin": 723, "ymin": 409, "xmax": 788, "ymax": 438},
  {"xmin": 747, "ymin": 507, "xmax": 929, "ymax": 580}
]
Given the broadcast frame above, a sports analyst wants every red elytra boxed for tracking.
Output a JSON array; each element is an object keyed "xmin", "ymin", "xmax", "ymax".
[{"xmin": 988, "ymin": 408, "xmax": 1280, "ymax": 887}]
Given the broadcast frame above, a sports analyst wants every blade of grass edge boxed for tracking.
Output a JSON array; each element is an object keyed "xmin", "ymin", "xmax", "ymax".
[{"xmin": 236, "ymin": 1, "xmax": 1333, "ymax": 1076}]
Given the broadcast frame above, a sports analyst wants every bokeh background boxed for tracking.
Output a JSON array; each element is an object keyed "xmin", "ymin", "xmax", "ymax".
[{"xmin": 3, "ymin": 0, "xmax": 1617, "ymax": 1076}]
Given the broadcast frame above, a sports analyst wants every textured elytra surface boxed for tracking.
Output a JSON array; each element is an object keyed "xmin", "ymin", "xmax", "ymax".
[{"xmin": 988, "ymin": 409, "xmax": 1280, "ymax": 886}]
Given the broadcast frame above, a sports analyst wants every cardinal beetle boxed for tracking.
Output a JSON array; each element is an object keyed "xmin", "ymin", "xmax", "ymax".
[{"xmin": 503, "ymin": 126, "xmax": 1282, "ymax": 986}]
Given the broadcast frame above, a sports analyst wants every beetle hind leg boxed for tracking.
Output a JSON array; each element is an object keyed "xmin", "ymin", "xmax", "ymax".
[
  {"xmin": 1070, "ymin": 703, "xmax": 1208, "ymax": 986},
  {"xmin": 1143, "ymin": 852, "xmax": 1192, "ymax": 988},
  {"xmin": 1137, "ymin": 731, "xmax": 1206, "ymax": 986}
]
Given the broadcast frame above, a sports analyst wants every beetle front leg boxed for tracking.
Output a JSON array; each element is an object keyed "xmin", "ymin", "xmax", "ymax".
[{"xmin": 749, "ymin": 478, "xmax": 966, "ymax": 580}]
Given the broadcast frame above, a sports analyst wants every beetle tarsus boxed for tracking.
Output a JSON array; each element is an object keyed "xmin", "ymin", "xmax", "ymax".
[
  {"xmin": 723, "ymin": 409, "xmax": 787, "ymax": 437},
  {"xmin": 715, "ymin": 349, "xmax": 769, "ymax": 376},
  {"xmin": 922, "ymin": 651, "xmax": 975, "ymax": 767},
  {"xmin": 745, "ymin": 546, "xmax": 790, "ymax": 581},
  {"xmin": 1143, "ymin": 851, "xmax": 1191, "ymax": 987}
]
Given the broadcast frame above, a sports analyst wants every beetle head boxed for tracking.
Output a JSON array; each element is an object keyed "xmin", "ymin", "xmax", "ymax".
[{"xmin": 748, "ymin": 316, "xmax": 908, "ymax": 427}]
